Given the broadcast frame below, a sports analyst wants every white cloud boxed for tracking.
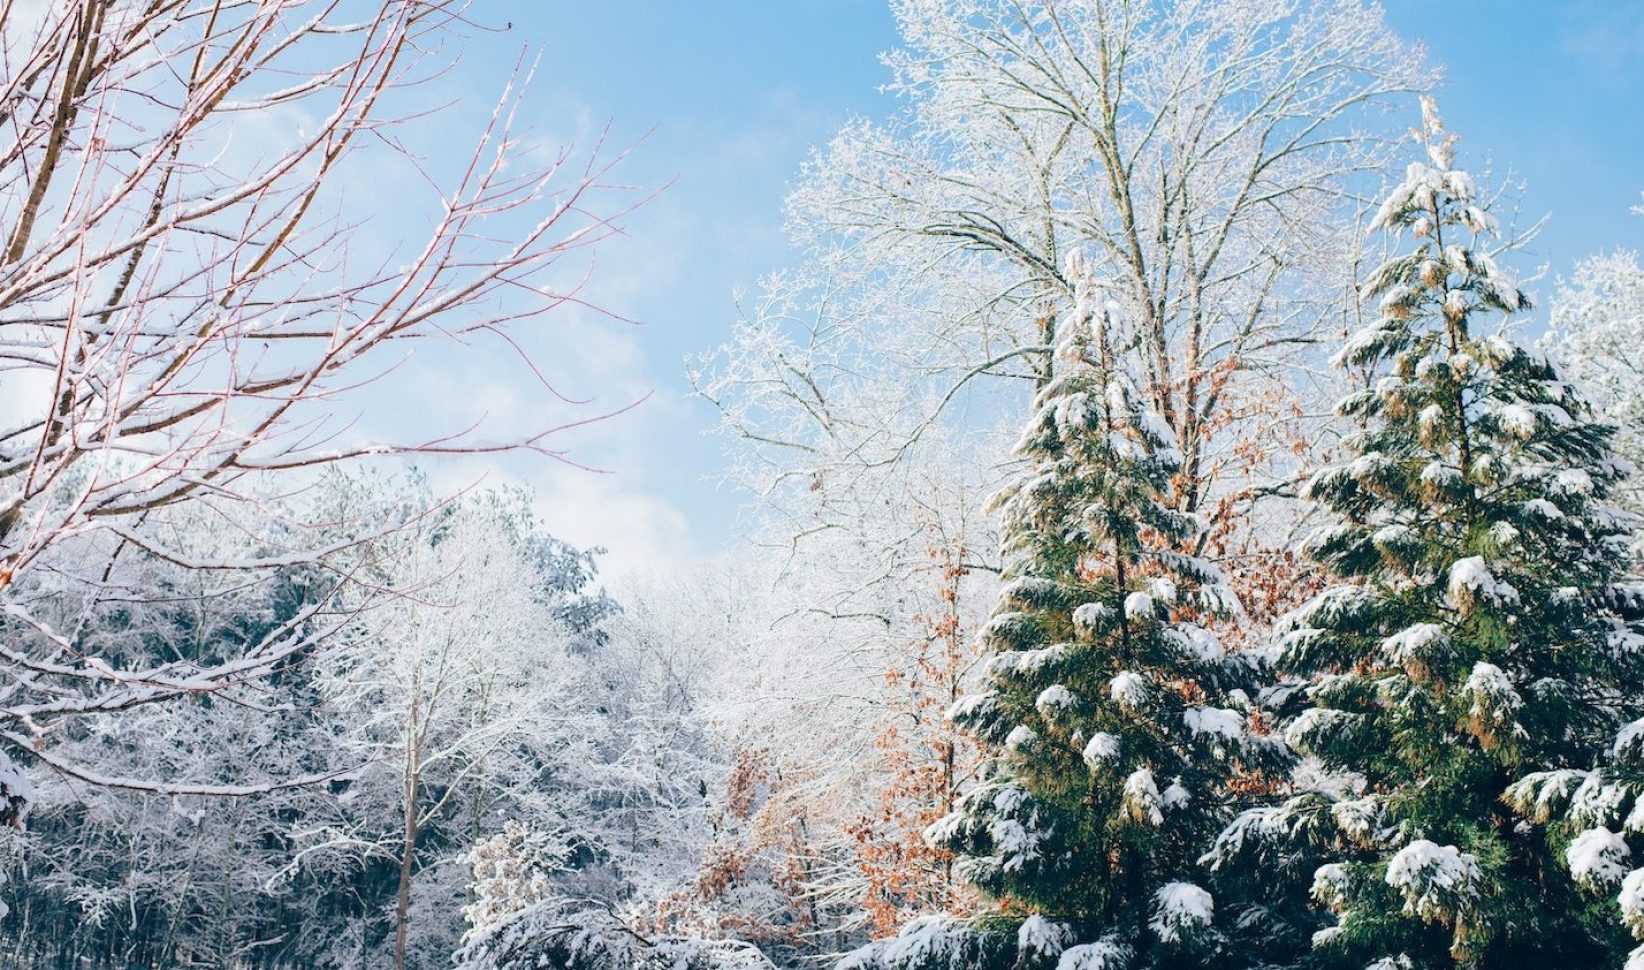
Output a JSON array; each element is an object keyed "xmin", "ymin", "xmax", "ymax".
[{"xmin": 424, "ymin": 455, "xmax": 692, "ymax": 584}]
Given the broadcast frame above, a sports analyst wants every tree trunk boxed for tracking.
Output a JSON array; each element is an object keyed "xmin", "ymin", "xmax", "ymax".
[
  {"xmin": 394, "ymin": 812, "xmax": 418, "ymax": 970},
  {"xmin": 395, "ymin": 699, "xmax": 423, "ymax": 970}
]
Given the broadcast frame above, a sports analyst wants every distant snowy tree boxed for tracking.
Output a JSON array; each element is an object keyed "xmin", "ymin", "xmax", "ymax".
[
  {"xmin": 843, "ymin": 259, "xmax": 1279, "ymax": 969},
  {"xmin": 0, "ymin": 496, "xmax": 344, "ymax": 965},
  {"xmin": 0, "ymin": 475, "xmax": 775, "ymax": 970},
  {"xmin": 309, "ymin": 493, "xmax": 606, "ymax": 970},
  {"xmin": 0, "ymin": 0, "xmax": 635, "ymax": 804},
  {"xmin": 1545, "ymin": 193, "xmax": 1644, "ymax": 515},
  {"xmin": 847, "ymin": 526, "xmax": 985, "ymax": 938},
  {"xmin": 1257, "ymin": 100, "xmax": 1644, "ymax": 967}
]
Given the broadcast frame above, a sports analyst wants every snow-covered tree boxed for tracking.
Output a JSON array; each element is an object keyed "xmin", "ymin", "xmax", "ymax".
[
  {"xmin": 701, "ymin": 0, "xmax": 1429, "ymax": 542},
  {"xmin": 0, "ymin": 474, "xmax": 785, "ymax": 969},
  {"xmin": 1258, "ymin": 100, "xmax": 1644, "ymax": 967},
  {"xmin": 695, "ymin": 10, "xmax": 1429, "ymax": 935},
  {"xmin": 848, "ymin": 528, "xmax": 985, "ymax": 938},
  {"xmin": 1545, "ymin": 193, "xmax": 1644, "ymax": 515},
  {"xmin": 843, "ymin": 259, "xmax": 1276, "ymax": 969},
  {"xmin": 0, "ymin": 0, "xmax": 634, "ymax": 801},
  {"xmin": 309, "ymin": 492, "xmax": 608, "ymax": 970}
]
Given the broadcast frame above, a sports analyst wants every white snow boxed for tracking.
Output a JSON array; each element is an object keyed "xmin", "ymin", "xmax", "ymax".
[
  {"xmin": 1463, "ymin": 662, "xmax": 1523, "ymax": 723},
  {"xmin": 1572, "ymin": 774, "xmax": 1628, "ymax": 827},
  {"xmin": 1202, "ymin": 807, "xmax": 1291, "ymax": 872},
  {"xmin": 1005, "ymin": 726, "xmax": 1038, "ymax": 752},
  {"xmin": 1621, "ymin": 868, "xmax": 1644, "ymax": 936},
  {"xmin": 986, "ymin": 645, "xmax": 1066, "ymax": 677},
  {"xmin": 1110, "ymin": 671, "xmax": 1149, "ymax": 708},
  {"xmin": 922, "ymin": 810, "xmax": 966, "ymax": 848},
  {"xmin": 1444, "ymin": 169, "xmax": 1476, "ymax": 201},
  {"xmin": 990, "ymin": 817, "xmax": 1043, "ymax": 872},
  {"xmin": 0, "ymin": 750, "xmax": 34, "ymax": 825},
  {"xmin": 1283, "ymin": 707, "xmax": 1359, "ymax": 755},
  {"xmin": 1311, "ymin": 863, "xmax": 1350, "ymax": 910},
  {"xmin": 1567, "ymin": 827, "xmax": 1630, "ymax": 889},
  {"xmin": 1056, "ymin": 937, "xmax": 1131, "ymax": 970},
  {"xmin": 1447, "ymin": 556, "xmax": 1519, "ymax": 611},
  {"xmin": 1150, "ymin": 881, "xmax": 1214, "ymax": 944},
  {"xmin": 1331, "ymin": 796, "xmax": 1382, "ymax": 843},
  {"xmin": 946, "ymin": 691, "xmax": 998, "ymax": 723},
  {"xmin": 1380, "ymin": 623, "xmax": 1450, "ymax": 667},
  {"xmin": 1165, "ymin": 623, "xmax": 1226, "ymax": 662},
  {"xmin": 1421, "ymin": 460, "xmax": 1462, "ymax": 488},
  {"xmin": 1496, "ymin": 404, "xmax": 1537, "ymax": 438},
  {"xmin": 1122, "ymin": 768, "xmax": 1164, "ymax": 827},
  {"xmin": 1183, "ymin": 707, "xmax": 1244, "ymax": 741},
  {"xmin": 1554, "ymin": 468, "xmax": 1594, "ymax": 496},
  {"xmin": 1443, "ymin": 288, "xmax": 1469, "ymax": 320},
  {"xmin": 1036, "ymin": 685, "xmax": 1077, "ymax": 712},
  {"xmin": 1610, "ymin": 621, "xmax": 1644, "ymax": 657},
  {"xmin": 1124, "ymin": 591, "xmax": 1154, "ymax": 619},
  {"xmin": 1461, "ymin": 205, "xmax": 1500, "ymax": 236},
  {"xmin": 1385, "ymin": 840, "xmax": 1481, "ymax": 921},
  {"xmin": 1522, "ymin": 498, "xmax": 1564, "ymax": 520},
  {"xmin": 861, "ymin": 917, "xmax": 982, "ymax": 969},
  {"xmin": 1285, "ymin": 585, "xmax": 1373, "ymax": 630},
  {"xmin": 1017, "ymin": 915, "xmax": 1073, "ymax": 959},
  {"xmin": 1349, "ymin": 451, "xmax": 1390, "ymax": 481},
  {"xmin": 1072, "ymin": 602, "xmax": 1112, "ymax": 632},
  {"xmin": 1083, "ymin": 732, "xmax": 1121, "ymax": 767},
  {"xmin": 1616, "ymin": 718, "xmax": 1644, "ymax": 762}
]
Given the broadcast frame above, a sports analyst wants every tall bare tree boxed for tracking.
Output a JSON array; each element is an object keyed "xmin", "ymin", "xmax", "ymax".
[{"xmin": 700, "ymin": 0, "xmax": 1430, "ymax": 525}]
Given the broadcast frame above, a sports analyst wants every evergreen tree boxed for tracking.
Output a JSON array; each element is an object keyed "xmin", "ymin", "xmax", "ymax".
[
  {"xmin": 841, "ymin": 256, "xmax": 1283, "ymax": 970},
  {"xmin": 1251, "ymin": 99, "xmax": 1644, "ymax": 967}
]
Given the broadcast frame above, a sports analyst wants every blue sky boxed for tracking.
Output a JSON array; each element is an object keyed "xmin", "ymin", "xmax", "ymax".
[{"xmin": 422, "ymin": 1, "xmax": 1642, "ymax": 577}]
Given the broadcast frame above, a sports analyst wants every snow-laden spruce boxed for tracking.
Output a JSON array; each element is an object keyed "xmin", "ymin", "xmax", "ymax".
[
  {"xmin": 1215, "ymin": 99, "xmax": 1644, "ymax": 967},
  {"xmin": 841, "ymin": 256, "xmax": 1282, "ymax": 970}
]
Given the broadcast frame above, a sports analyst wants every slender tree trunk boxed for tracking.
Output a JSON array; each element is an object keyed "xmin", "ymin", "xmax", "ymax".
[
  {"xmin": 395, "ymin": 698, "xmax": 423, "ymax": 970},
  {"xmin": 394, "ymin": 807, "xmax": 419, "ymax": 970}
]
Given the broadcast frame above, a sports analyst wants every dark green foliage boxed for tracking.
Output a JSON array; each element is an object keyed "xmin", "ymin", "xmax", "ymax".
[
  {"xmin": 845, "ymin": 263, "xmax": 1285, "ymax": 970},
  {"xmin": 1258, "ymin": 103, "xmax": 1644, "ymax": 968}
]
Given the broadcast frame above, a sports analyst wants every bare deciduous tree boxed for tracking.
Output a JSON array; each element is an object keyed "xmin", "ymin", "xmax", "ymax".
[
  {"xmin": 700, "ymin": 0, "xmax": 1431, "ymax": 528},
  {"xmin": 0, "ymin": 0, "xmax": 636, "ymax": 795}
]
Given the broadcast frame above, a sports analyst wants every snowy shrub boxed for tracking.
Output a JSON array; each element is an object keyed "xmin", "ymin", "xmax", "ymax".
[
  {"xmin": 836, "ymin": 916, "xmax": 1012, "ymax": 970},
  {"xmin": 453, "ymin": 903, "xmax": 777, "ymax": 970}
]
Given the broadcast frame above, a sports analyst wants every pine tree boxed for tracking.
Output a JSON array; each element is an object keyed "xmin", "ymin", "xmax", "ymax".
[
  {"xmin": 1256, "ymin": 99, "xmax": 1644, "ymax": 967},
  {"xmin": 841, "ymin": 256, "xmax": 1284, "ymax": 970}
]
